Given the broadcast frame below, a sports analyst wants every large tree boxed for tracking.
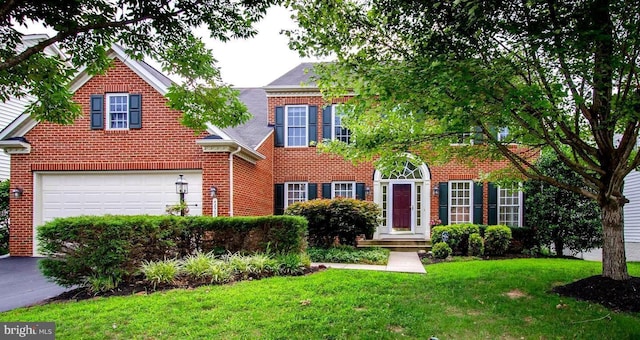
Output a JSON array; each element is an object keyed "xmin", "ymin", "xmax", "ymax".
[
  {"xmin": 287, "ymin": 0, "xmax": 640, "ymax": 280},
  {"xmin": 1, "ymin": 0, "xmax": 277, "ymax": 131}
]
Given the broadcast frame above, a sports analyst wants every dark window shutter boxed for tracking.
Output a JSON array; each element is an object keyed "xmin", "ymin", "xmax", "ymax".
[
  {"xmin": 308, "ymin": 105, "xmax": 317, "ymax": 145},
  {"xmin": 356, "ymin": 183, "xmax": 366, "ymax": 200},
  {"xmin": 521, "ymin": 191, "xmax": 527, "ymax": 228},
  {"xmin": 438, "ymin": 182, "xmax": 449, "ymax": 225},
  {"xmin": 90, "ymin": 95, "xmax": 104, "ymax": 129},
  {"xmin": 322, "ymin": 183, "xmax": 332, "ymax": 199},
  {"xmin": 275, "ymin": 107, "xmax": 284, "ymax": 147},
  {"xmin": 322, "ymin": 106, "xmax": 332, "ymax": 140},
  {"xmin": 472, "ymin": 126, "xmax": 484, "ymax": 145},
  {"xmin": 473, "ymin": 182, "xmax": 484, "ymax": 224},
  {"xmin": 488, "ymin": 182, "xmax": 498, "ymax": 225},
  {"xmin": 129, "ymin": 94, "xmax": 142, "ymax": 129},
  {"xmin": 274, "ymin": 184, "xmax": 285, "ymax": 215},
  {"xmin": 308, "ymin": 183, "xmax": 317, "ymax": 200}
]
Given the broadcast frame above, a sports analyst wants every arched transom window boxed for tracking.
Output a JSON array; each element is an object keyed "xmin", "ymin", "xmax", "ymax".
[{"xmin": 382, "ymin": 161, "xmax": 423, "ymax": 180}]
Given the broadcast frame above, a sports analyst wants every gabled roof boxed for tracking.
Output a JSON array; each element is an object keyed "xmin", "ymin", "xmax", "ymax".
[
  {"xmin": 221, "ymin": 88, "xmax": 271, "ymax": 149},
  {"xmin": 266, "ymin": 62, "xmax": 318, "ymax": 88}
]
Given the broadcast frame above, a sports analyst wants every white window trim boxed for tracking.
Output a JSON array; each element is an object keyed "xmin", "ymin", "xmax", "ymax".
[
  {"xmin": 497, "ymin": 184, "xmax": 523, "ymax": 227},
  {"xmin": 497, "ymin": 127, "xmax": 510, "ymax": 142},
  {"xmin": 284, "ymin": 105, "xmax": 308, "ymax": 147},
  {"xmin": 106, "ymin": 93, "xmax": 129, "ymax": 130},
  {"xmin": 284, "ymin": 182, "xmax": 308, "ymax": 208},
  {"xmin": 332, "ymin": 181, "xmax": 356, "ymax": 199},
  {"xmin": 331, "ymin": 104, "xmax": 351, "ymax": 142},
  {"xmin": 448, "ymin": 180, "xmax": 473, "ymax": 224}
]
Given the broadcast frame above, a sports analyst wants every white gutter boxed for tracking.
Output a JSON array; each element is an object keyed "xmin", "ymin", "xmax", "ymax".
[{"xmin": 229, "ymin": 146, "xmax": 242, "ymax": 216}]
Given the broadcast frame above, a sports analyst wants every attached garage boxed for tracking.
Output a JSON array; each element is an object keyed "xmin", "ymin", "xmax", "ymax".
[{"xmin": 32, "ymin": 170, "xmax": 202, "ymax": 254}]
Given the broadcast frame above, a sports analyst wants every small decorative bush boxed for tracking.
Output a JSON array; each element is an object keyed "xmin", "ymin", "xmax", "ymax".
[
  {"xmin": 276, "ymin": 253, "xmax": 310, "ymax": 275},
  {"xmin": 468, "ymin": 233, "xmax": 484, "ymax": 256},
  {"xmin": 484, "ymin": 225, "xmax": 512, "ymax": 256},
  {"xmin": 285, "ymin": 198, "xmax": 381, "ymax": 247},
  {"xmin": 432, "ymin": 242, "xmax": 452, "ymax": 259},
  {"xmin": 182, "ymin": 252, "xmax": 217, "ymax": 279},
  {"xmin": 431, "ymin": 224, "xmax": 480, "ymax": 255},
  {"xmin": 141, "ymin": 259, "xmax": 181, "ymax": 288}
]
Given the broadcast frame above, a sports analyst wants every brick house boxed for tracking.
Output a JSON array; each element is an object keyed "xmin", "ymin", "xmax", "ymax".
[{"xmin": 0, "ymin": 50, "xmax": 525, "ymax": 256}]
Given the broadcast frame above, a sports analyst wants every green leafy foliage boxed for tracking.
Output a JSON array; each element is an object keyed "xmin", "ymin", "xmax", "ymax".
[
  {"xmin": 468, "ymin": 233, "xmax": 484, "ymax": 257},
  {"xmin": 307, "ymin": 246, "xmax": 389, "ymax": 265},
  {"xmin": 285, "ymin": 198, "xmax": 381, "ymax": 247},
  {"xmin": 37, "ymin": 215, "xmax": 307, "ymax": 288},
  {"xmin": 484, "ymin": 226, "xmax": 513, "ymax": 256},
  {"xmin": 286, "ymin": 0, "xmax": 640, "ymax": 279},
  {"xmin": 523, "ymin": 151, "xmax": 602, "ymax": 256},
  {"xmin": 2, "ymin": 0, "xmax": 276, "ymax": 128},
  {"xmin": 0, "ymin": 180, "xmax": 9, "ymax": 255},
  {"xmin": 431, "ymin": 224, "xmax": 480, "ymax": 255},
  {"xmin": 432, "ymin": 242, "xmax": 452, "ymax": 259}
]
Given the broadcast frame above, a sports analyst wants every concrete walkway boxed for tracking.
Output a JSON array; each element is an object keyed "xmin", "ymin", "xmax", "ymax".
[{"xmin": 312, "ymin": 251, "xmax": 426, "ymax": 274}]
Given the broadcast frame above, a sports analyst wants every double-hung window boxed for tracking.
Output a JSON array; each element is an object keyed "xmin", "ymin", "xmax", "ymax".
[
  {"xmin": 285, "ymin": 182, "xmax": 307, "ymax": 208},
  {"xmin": 498, "ymin": 185, "xmax": 522, "ymax": 227},
  {"xmin": 332, "ymin": 105, "xmax": 351, "ymax": 143},
  {"xmin": 449, "ymin": 181, "xmax": 472, "ymax": 224},
  {"xmin": 286, "ymin": 105, "xmax": 308, "ymax": 147},
  {"xmin": 107, "ymin": 93, "xmax": 129, "ymax": 130},
  {"xmin": 332, "ymin": 182, "xmax": 355, "ymax": 198}
]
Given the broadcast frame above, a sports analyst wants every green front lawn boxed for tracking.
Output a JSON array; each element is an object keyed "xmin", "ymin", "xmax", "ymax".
[{"xmin": 1, "ymin": 259, "xmax": 639, "ymax": 339}]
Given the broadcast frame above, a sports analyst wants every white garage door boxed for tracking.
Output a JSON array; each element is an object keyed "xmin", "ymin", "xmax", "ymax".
[
  {"xmin": 34, "ymin": 170, "xmax": 203, "ymax": 254},
  {"xmin": 625, "ymin": 170, "xmax": 640, "ymax": 242}
]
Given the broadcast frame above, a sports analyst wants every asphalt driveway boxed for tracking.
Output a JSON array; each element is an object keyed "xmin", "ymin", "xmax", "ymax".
[{"xmin": 0, "ymin": 256, "xmax": 71, "ymax": 312}]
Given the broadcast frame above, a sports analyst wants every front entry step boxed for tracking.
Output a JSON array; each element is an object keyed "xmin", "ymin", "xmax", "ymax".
[{"xmin": 357, "ymin": 239, "xmax": 432, "ymax": 252}]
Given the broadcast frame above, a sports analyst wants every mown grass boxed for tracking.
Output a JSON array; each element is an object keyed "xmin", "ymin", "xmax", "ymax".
[{"xmin": 1, "ymin": 259, "xmax": 639, "ymax": 339}]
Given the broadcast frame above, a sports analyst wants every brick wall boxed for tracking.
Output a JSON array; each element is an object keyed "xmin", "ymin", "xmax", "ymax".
[{"xmin": 233, "ymin": 133, "xmax": 275, "ymax": 216}]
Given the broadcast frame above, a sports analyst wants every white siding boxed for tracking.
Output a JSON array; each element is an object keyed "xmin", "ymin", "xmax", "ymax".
[
  {"xmin": 0, "ymin": 95, "xmax": 34, "ymax": 180},
  {"xmin": 624, "ymin": 170, "xmax": 640, "ymax": 242}
]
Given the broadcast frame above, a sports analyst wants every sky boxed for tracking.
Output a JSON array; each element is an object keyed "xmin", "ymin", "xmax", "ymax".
[
  {"xmin": 206, "ymin": 6, "xmax": 320, "ymax": 87},
  {"xmin": 17, "ymin": 6, "xmax": 319, "ymax": 88}
]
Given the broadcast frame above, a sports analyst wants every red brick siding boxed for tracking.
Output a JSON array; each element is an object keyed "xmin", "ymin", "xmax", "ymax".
[
  {"xmin": 8, "ymin": 58, "xmax": 230, "ymax": 255},
  {"xmin": 233, "ymin": 133, "xmax": 275, "ymax": 216}
]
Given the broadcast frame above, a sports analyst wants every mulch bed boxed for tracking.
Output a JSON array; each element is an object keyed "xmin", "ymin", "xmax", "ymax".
[
  {"xmin": 552, "ymin": 275, "xmax": 640, "ymax": 313},
  {"xmin": 46, "ymin": 265, "xmax": 325, "ymax": 304}
]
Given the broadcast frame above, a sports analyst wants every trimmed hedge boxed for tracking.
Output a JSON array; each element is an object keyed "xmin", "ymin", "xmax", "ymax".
[
  {"xmin": 484, "ymin": 225, "xmax": 512, "ymax": 256},
  {"xmin": 38, "ymin": 215, "xmax": 307, "ymax": 287},
  {"xmin": 285, "ymin": 198, "xmax": 380, "ymax": 248}
]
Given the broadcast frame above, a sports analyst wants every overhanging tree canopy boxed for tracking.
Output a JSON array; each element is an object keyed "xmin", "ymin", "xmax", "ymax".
[
  {"xmin": 1, "ymin": 0, "xmax": 277, "ymax": 131},
  {"xmin": 287, "ymin": 0, "xmax": 640, "ymax": 280}
]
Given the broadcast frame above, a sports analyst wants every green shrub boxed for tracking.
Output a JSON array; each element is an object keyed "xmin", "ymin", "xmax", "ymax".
[
  {"xmin": 431, "ymin": 224, "xmax": 480, "ymax": 255},
  {"xmin": 38, "ymin": 215, "xmax": 307, "ymax": 288},
  {"xmin": 468, "ymin": 233, "xmax": 484, "ymax": 256},
  {"xmin": 307, "ymin": 246, "xmax": 389, "ymax": 265},
  {"xmin": 508, "ymin": 227, "xmax": 537, "ymax": 254},
  {"xmin": 141, "ymin": 259, "xmax": 181, "ymax": 287},
  {"xmin": 208, "ymin": 262, "xmax": 233, "ymax": 284},
  {"xmin": 432, "ymin": 242, "xmax": 452, "ymax": 259},
  {"xmin": 84, "ymin": 275, "xmax": 120, "ymax": 294},
  {"xmin": 484, "ymin": 225, "xmax": 512, "ymax": 256},
  {"xmin": 276, "ymin": 253, "xmax": 310, "ymax": 275},
  {"xmin": 285, "ymin": 198, "xmax": 380, "ymax": 247}
]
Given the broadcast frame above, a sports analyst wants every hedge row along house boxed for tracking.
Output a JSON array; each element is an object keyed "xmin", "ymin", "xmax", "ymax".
[{"xmin": 0, "ymin": 46, "xmax": 555, "ymax": 256}]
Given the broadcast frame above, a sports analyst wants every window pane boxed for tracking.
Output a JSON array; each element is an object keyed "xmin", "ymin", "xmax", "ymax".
[
  {"xmin": 287, "ymin": 106, "xmax": 307, "ymax": 146},
  {"xmin": 286, "ymin": 183, "xmax": 307, "ymax": 207},
  {"xmin": 108, "ymin": 95, "xmax": 128, "ymax": 129},
  {"xmin": 333, "ymin": 182, "xmax": 354, "ymax": 198},
  {"xmin": 333, "ymin": 105, "xmax": 351, "ymax": 143},
  {"xmin": 498, "ymin": 185, "xmax": 521, "ymax": 227},
  {"xmin": 449, "ymin": 181, "xmax": 472, "ymax": 224}
]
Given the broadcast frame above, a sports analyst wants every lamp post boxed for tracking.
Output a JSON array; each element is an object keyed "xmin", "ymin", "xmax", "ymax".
[{"xmin": 175, "ymin": 174, "xmax": 188, "ymax": 216}]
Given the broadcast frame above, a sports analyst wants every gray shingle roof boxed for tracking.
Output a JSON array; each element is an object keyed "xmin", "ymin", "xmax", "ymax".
[
  {"xmin": 138, "ymin": 60, "xmax": 174, "ymax": 88},
  {"xmin": 221, "ymin": 88, "xmax": 271, "ymax": 149},
  {"xmin": 267, "ymin": 62, "xmax": 318, "ymax": 87}
]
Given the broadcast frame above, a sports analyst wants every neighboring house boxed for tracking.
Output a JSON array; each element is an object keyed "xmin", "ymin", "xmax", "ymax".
[
  {"xmin": 0, "ymin": 35, "xmax": 67, "ymax": 180},
  {"xmin": 1, "ymin": 54, "xmax": 525, "ymax": 256}
]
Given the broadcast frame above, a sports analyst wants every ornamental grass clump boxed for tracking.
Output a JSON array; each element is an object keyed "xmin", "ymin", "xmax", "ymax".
[
  {"xmin": 182, "ymin": 252, "xmax": 217, "ymax": 279},
  {"xmin": 141, "ymin": 259, "xmax": 181, "ymax": 288}
]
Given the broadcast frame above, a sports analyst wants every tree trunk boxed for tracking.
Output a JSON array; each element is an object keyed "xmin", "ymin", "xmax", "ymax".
[
  {"xmin": 554, "ymin": 238, "xmax": 564, "ymax": 257},
  {"xmin": 601, "ymin": 202, "xmax": 630, "ymax": 280}
]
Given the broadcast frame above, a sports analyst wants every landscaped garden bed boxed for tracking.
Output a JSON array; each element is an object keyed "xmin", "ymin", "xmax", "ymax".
[{"xmin": 307, "ymin": 246, "xmax": 389, "ymax": 265}]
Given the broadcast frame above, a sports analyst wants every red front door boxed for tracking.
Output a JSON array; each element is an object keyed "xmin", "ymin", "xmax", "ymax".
[{"xmin": 392, "ymin": 184, "xmax": 412, "ymax": 232}]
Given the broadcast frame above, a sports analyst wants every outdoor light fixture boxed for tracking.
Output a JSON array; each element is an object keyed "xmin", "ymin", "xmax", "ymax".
[
  {"xmin": 365, "ymin": 186, "xmax": 371, "ymax": 196},
  {"xmin": 433, "ymin": 185, "xmax": 440, "ymax": 196},
  {"xmin": 175, "ymin": 174, "xmax": 188, "ymax": 195},
  {"xmin": 210, "ymin": 186, "xmax": 218, "ymax": 198},
  {"xmin": 11, "ymin": 187, "xmax": 23, "ymax": 199}
]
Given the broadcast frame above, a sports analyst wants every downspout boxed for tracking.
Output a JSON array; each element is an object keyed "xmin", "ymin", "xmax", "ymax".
[{"xmin": 229, "ymin": 146, "xmax": 242, "ymax": 216}]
